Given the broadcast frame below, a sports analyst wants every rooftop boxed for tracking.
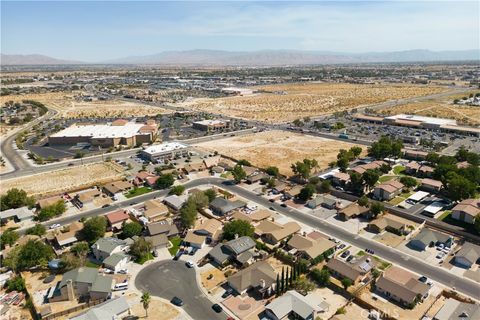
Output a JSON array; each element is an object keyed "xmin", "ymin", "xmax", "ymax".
[
  {"xmin": 142, "ymin": 142, "xmax": 189, "ymax": 155},
  {"xmin": 51, "ymin": 122, "xmax": 146, "ymax": 139}
]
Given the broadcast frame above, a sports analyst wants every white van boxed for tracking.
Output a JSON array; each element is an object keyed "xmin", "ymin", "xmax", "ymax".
[{"xmin": 113, "ymin": 282, "xmax": 129, "ymax": 291}]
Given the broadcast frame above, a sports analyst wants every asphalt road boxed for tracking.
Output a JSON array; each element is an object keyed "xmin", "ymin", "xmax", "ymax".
[
  {"xmin": 25, "ymin": 177, "xmax": 480, "ymax": 300},
  {"xmin": 135, "ymin": 260, "xmax": 227, "ymax": 320}
]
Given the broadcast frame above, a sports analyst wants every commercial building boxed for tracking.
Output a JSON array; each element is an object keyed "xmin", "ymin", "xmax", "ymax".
[
  {"xmin": 192, "ymin": 119, "xmax": 231, "ymax": 132},
  {"xmin": 49, "ymin": 120, "xmax": 158, "ymax": 147},
  {"xmin": 140, "ymin": 142, "xmax": 190, "ymax": 163}
]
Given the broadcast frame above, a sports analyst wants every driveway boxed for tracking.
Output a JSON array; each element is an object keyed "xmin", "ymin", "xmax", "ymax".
[{"xmin": 135, "ymin": 260, "xmax": 227, "ymax": 320}]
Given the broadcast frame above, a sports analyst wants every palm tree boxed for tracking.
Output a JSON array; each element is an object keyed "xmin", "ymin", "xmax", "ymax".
[{"xmin": 141, "ymin": 292, "xmax": 151, "ymax": 317}]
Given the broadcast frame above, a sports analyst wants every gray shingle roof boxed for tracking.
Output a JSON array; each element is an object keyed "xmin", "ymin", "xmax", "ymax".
[
  {"xmin": 224, "ymin": 236, "xmax": 256, "ymax": 255},
  {"xmin": 103, "ymin": 253, "xmax": 129, "ymax": 268},
  {"xmin": 71, "ymin": 296, "xmax": 129, "ymax": 320},
  {"xmin": 91, "ymin": 237, "xmax": 129, "ymax": 255},
  {"xmin": 210, "ymin": 197, "xmax": 246, "ymax": 215}
]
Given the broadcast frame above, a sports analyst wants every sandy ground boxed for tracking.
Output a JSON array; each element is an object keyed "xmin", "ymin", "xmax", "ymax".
[
  {"xmin": 195, "ymin": 130, "xmax": 366, "ymax": 176},
  {"xmin": 1, "ymin": 92, "xmax": 171, "ymax": 118},
  {"xmin": 181, "ymin": 83, "xmax": 447, "ymax": 123},
  {"xmin": 377, "ymin": 90, "xmax": 480, "ymax": 126},
  {"xmin": 1, "ymin": 162, "xmax": 125, "ymax": 197},
  {"xmin": 200, "ymin": 266, "xmax": 227, "ymax": 291},
  {"xmin": 127, "ymin": 293, "xmax": 180, "ymax": 320}
]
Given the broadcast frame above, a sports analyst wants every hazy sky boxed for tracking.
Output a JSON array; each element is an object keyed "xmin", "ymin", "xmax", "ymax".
[{"xmin": 1, "ymin": 1, "xmax": 479, "ymax": 62}]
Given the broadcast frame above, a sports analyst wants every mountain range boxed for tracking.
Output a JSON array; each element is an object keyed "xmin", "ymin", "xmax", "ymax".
[{"xmin": 2, "ymin": 49, "xmax": 479, "ymax": 66}]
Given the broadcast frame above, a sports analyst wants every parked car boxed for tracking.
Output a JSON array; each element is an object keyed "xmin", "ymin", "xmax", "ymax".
[
  {"xmin": 102, "ymin": 204, "xmax": 110, "ymax": 208},
  {"xmin": 185, "ymin": 261, "xmax": 195, "ymax": 268},
  {"xmin": 212, "ymin": 303, "xmax": 223, "ymax": 313},
  {"xmin": 49, "ymin": 224, "xmax": 61, "ymax": 229},
  {"xmin": 341, "ymin": 250, "xmax": 350, "ymax": 258},
  {"xmin": 118, "ymin": 269, "xmax": 128, "ymax": 274},
  {"xmin": 419, "ymin": 276, "xmax": 428, "ymax": 283},
  {"xmin": 346, "ymin": 255, "xmax": 355, "ymax": 262},
  {"xmin": 222, "ymin": 288, "xmax": 233, "ymax": 299},
  {"xmin": 171, "ymin": 297, "xmax": 184, "ymax": 306}
]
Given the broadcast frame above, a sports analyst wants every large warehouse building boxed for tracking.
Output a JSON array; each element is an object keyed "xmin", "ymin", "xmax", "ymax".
[{"xmin": 48, "ymin": 119, "xmax": 158, "ymax": 147}]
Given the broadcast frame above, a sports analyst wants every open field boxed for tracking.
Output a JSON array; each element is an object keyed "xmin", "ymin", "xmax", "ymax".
[
  {"xmin": 0, "ymin": 162, "xmax": 125, "ymax": 197},
  {"xmin": 1, "ymin": 92, "xmax": 171, "ymax": 118},
  {"xmin": 376, "ymin": 90, "xmax": 480, "ymax": 126},
  {"xmin": 181, "ymin": 83, "xmax": 448, "ymax": 123},
  {"xmin": 195, "ymin": 130, "xmax": 366, "ymax": 176}
]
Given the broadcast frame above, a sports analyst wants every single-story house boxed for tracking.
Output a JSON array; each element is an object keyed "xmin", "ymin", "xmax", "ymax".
[
  {"xmin": 183, "ymin": 162, "xmax": 206, "ymax": 174},
  {"xmin": 227, "ymin": 261, "xmax": 276, "ymax": 297},
  {"xmin": 103, "ymin": 180, "xmax": 133, "ymax": 198},
  {"xmin": 417, "ymin": 165, "xmax": 434, "ymax": 178},
  {"xmin": 403, "ymin": 149, "xmax": 428, "ymax": 160},
  {"xmin": 405, "ymin": 162, "xmax": 421, "ymax": 175},
  {"xmin": 232, "ymin": 210, "xmax": 272, "ymax": 223},
  {"xmin": 367, "ymin": 215, "xmax": 413, "ymax": 235},
  {"xmin": 272, "ymin": 182, "xmax": 288, "ymax": 194},
  {"xmin": 103, "ymin": 252, "xmax": 129, "ymax": 272},
  {"xmin": 286, "ymin": 234, "xmax": 336, "ymax": 260},
  {"xmin": 54, "ymin": 222, "xmax": 83, "ymax": 248},
  {"xmin": 376, "ymin": 266, "xmax": 430, "ymax": 307},
  {"xmin": 256, "ymin": 221, "xmax": 301, "ymax": 245},
  {"xmin": 454, "ymin": 243, "xmax": 480, "ymax": 269},
  {"xmin": 284, "ymin": 185, "xmax": 303, "ymax": 200},
  {"xmin": 306, "ymin": 195, "xmax": 337, "ymax": 210},
  {"xmin": 337, "ymin": 203, "xmax": 370, "ymax": 221},
  {"xmin": 208, "ymin": 236, "xmax": 256, "ymax": 266},
  {"xmin": 143, "ymin": 200, "xmax": 169, "ymax": 222},
  {"xmin": 433, "ymin": 298, "xmax": 480, "ymax": 320},
  {"xmin": 209, "ymin": 197, "xmax": 246, "ymax": 216},
  {"xmin": 203, "ymin": 155, "xmax": 221, "ymax": 169},
  {"xmin": 373, "ymin": 180, "xmax": 404, "ymax": 201},
  {"xmin": 70, "ymin": 296, "xmax": 130, "ymax": 320},
  {"xmin": 265, "ymin": 290, "xmax": 330, "ymax": 320},
  {"xmin": 163, "ymin": 194, "xmax": 188, "ymax": 211},
  {"xmin": 452, "ymin": 199, "xmax": 480, "ymax": 224},
  {"xmin": 133, "ymin": 171, "xmax": 157, "ymax": 186},
  {"xmin": 408, "ymin": 228, "xmax": 453, "ymax": 251},
  {"xmin": 246, "ymin": 172, "xmax": 269, "ymax": 184},
  {"xmin": 420, "ymin": 178, "xmax": 443, "ymax": 193},
  {"xmin": 105, "ymin": 210, "xmax": 129, "ymax": 231},
  {"xmin": 91, "ymin": 237, "xmax": 132, "ymax": 261},
  {"xmin": 326, "ymin": 255, "xmax": 376, "ymax": 284},
  {"xmin": 184, "ymin": 230, "xmax": 206, "ymax": 248},
  {"xmin": 146, "ymin": 221, "xmax": 179, "ymax": 237},
  {"xmin": 73, "ymin": 189, "xmax": 102, "ymax": 207},
  {"xmin": 331, "ymin": 172, "xmax": 350, "ymax": 187},
  {"xmin": 49, "ymin": 267, "xmax": 112, "ymax": 302},
  {"xmin": 0, "ymin": 206, "xmax": 35, "ymax": 223},
  {"xmin": 37, "ymin": 195, "xmax": 64, "ymax": 210}
]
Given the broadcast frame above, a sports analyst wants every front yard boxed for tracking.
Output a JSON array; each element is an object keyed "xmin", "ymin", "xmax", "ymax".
[
  {"xmin": 125, "ymin": 186, "xmax": 152, "ymax": 198},
  {"xmin": 168, "ymin": 236, "xmax": 182, "ymax": 256}
]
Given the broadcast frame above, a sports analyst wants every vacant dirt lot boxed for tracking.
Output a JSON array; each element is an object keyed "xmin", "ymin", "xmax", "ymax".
[
  {"xmin": 377, "ymin": 90, "xmax": 480, "ymax": 126},
  {"xmin": 1, "ymin": 162, "xmax": 125, "ymax": 197},
  {"xmin": 195, "ymin": 130, "xmax": 365, "ymax": 176},
  {"xmin": 182, "ymin": 83, "xmax": 447, "ymax": 123},
  {"xmin": 1, "ymin": 92, "xmax": 171, "ymax": 118}
]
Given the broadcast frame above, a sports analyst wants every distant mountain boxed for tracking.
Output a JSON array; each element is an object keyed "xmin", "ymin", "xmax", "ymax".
[
  {"xmin": 1, "ymin": 54, "xmax": 83, "ymax": 65},
  {"xmin": 106, "ymin": 49, "xmax": 480, "ymax": 66}
]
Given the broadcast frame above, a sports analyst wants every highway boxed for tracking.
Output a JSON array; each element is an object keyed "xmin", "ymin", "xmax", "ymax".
[{"xmin": 22, "ymin": 177, "xmax": 480, "ymax": 300}]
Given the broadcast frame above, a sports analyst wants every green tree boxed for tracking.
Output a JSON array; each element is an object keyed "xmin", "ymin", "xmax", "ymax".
[
  {"xmin": 444, "ymin": 172, "xmax": 476, "ymax": 201},
  {"xmin": 203, "ymin": 189, "xmax": 217, "ymax": 202},
  {"xmin": 189, "ymin": 192, "xmax": 210, "ymax": 209},
  {"xmin": 319, "ymin": 180, "xmax": 331, "ymax": 193},
  {"xmin": 426, "ymin": 152, "xmax": 440, "ymax": 165},
  {"xmin": 293, "ymin": 276, "xmax": 315, "ymax": 295},
  {"xmin": 15, "ymin": 240, "xmax": 54, "ymax": 271},
  {"xmin": 349, "ymin": 172, "xmax": 364, "ymax": 195},
  {"xmin": 232, "ymin": 165, "xmax": 247, "ymax": 183},
  {"xmin": 37, "ymin": 200, "xmax": 66, "ymax": 221},
  {"xmin": 265, "ymin": 166, "xmax": 280, "ymax": 177},
  {"xmin": 400, "ymin": 176, "xmax": 418, "ymax": 189},
  {"xmin": 276, "ymin": 274, "xmax": 280, "ymax": 296},
  {"xmin": 70, "ymin": 241, "xmax": 90, "ymax": 257},
  {"xmin": 141, "ymin": 292, "xmax": 151, "ymax": 317},
  {"xmin": 341, "ymin": 278, "xmax": 353, "ymax": 290},
  {"xmin": 25, "ymin": 224, "xmax": 46, "ymax": 236},
  {"xmin": 281, "ymin": 267, "xmax": 285, "ymax": 293},
  {"xmin": 5, "ymin": 276, "xmax": 26, "ymax": 292},
  {"xmin": 169, "ymin": 185, "xmax": 185, "ymax": 196},
  {"xmin": 370, "ymin": 202, "xmax": 384, "ymax": 218},
  {"xmin": 362, "ymin": 169, "xmax": 380, "ymax": 192},
  {"xmin": 0, "ymin": 188, "xmax": 35, "ymax": 210},
  {"xmin": 82, "ymin": 216, "xmax": 107, "ymax": 243},
  {"xmin": 155, "ymin": 173, "xmax": 175, "ymax": 189},
  {"xmin": 223, "ymin": 220, "xmax": 254, "ymax": 241},
  {"xmin": 237, "ymin": 159, "xmax": 251, "ymax": 166},
  {"xmin": 336, "ymin": 157, "xmax": 349, "ymax": 173},
  {"xmin": 130, "ymin": 238, "xmax": 153, "ymax": 261},
  {"xmin": 1, "ymin": 229, "xmax": 19, "ymax": 249},
  {"xmin": 298, "ymin": 184, "xmax": 315, "ymax": 201},
  {"xmin": 358, "ymin": 195, "xmax": 369, "ymax": 207},
  {"xmin": 180, "ymin": 199, "xmax": 198, "ymax": 228},
  {"xmin": 311, "ymin": 268, "xmax": 330, "ymax": 287},
  {"xmin": 350, "ymin": 146, "xmax": 363, "ymax": 158},
  {"xmin": 122, "ymin": 222, "xmax": 143, "ymax": 238}
]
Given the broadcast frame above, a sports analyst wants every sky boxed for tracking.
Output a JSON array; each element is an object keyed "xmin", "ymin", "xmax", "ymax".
[{"xmin": 1, "ymin": 1, "xmax": 479, "ymax": 62}]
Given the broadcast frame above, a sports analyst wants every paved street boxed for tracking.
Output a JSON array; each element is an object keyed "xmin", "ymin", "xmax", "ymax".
[{"xmin": 135, "ymin": 260, "xmax": 227, "ymax": 320}]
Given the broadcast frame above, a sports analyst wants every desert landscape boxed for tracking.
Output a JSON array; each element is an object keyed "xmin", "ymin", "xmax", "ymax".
[
  {"xmin": 377, "ymin": 90, "xmax": 480, "ymax": 125},
  {"xmin": 182, "ymin": 83, "xmax": 448, "ymax": 123},
  {"xmin": 195, "ymin": 130, "xmax": 366, "ymax": 175},
  {"xmin": 1, "ymin": 162, "xmax": 126, "ymax": 197},
  {"xmin": 1, "ymin": 92, "xmax": 171, "ymax": 118}
]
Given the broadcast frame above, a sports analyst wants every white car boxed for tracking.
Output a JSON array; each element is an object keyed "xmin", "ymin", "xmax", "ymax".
[
  {"xmin": 185, "ymin": 261, "xmax": 195, "ymax": 268},
  {"xmin": 49, "ymin": 223, "xmax": 61, "ymax": 229}
]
